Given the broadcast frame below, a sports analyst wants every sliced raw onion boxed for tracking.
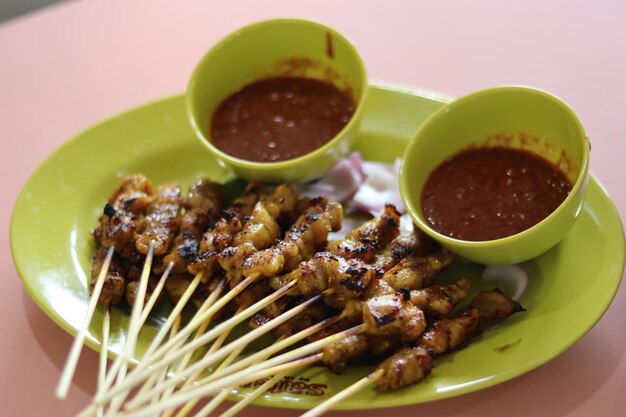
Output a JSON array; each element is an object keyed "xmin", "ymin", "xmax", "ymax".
[
  {"xmin": 482, "ymin": 265, "xmax": 528, "ymax": 300},
  {"xmin": 297, "ymin": 152, "xmax": 365, "ymax": 202}
]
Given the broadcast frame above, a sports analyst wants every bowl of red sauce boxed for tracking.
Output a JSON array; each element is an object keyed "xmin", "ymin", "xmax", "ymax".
[
  {"xmin": 187, "ymin": 18, "xmax": 367, "ymax": 183},
  {"xmin": 400, "ymin": 86, "xmax": 589, "ymax": 265}
]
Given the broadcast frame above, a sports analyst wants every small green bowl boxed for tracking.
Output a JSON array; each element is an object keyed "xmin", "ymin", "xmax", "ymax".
[
  {"xmin": 400, "ymin": 86, "xmax": 590, "ymax": 265},
  {"xmin": 186, "ymin": 18, "xmax": 368, "ymax": 183}
]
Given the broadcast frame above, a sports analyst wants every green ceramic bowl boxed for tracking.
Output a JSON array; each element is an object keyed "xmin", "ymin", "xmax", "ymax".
[
  {"xmin": 400, "ymin": 86, "xmax": 590, "ymax": 265},
  {"xmin": 187, "ymin": 18, "xmax": 368, "ymax": 183}
]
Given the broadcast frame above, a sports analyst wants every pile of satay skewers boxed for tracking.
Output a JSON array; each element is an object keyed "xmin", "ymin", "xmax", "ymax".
[{"xmin": 56, "ymin": 174, "xmax": 524, "ymax": 417}]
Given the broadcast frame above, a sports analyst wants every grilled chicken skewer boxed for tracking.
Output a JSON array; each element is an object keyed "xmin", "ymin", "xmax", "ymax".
[
  {"xmin": 97, "ymin": 196, "xmax": 343, "ymax": 407},
  {"xmin": 301, "ymin": 289, "xmax": 524, "ymax": 417},
  {"xmin": 57, "ymin": 174, "xmax": 153, "ymax": 399},
  {"xmin": 122, "ymin": 208, "xmax": 402, "ymax": 409},
  {"xmin": 74, "ymin": 176, "xmax": 224, "ymax": 416}
]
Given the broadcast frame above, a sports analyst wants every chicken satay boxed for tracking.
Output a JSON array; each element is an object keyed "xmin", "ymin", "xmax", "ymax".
[
  {"xmin": 271, "ymin": 301, "xmax": 335, "ymax": 339},
  {"xmin": 381, "ymin": 249, "xmax": 454, "ymax": 291},
  {"xmin": 375, "ymin": 346, "xmax": 433, "ymax": 391},
  {"xmin": 293, "ymin": 252, "xmax": 380, "ymax": 309},
  {"xmin": 409, "ymin": 277, "xmax": 470, "ymax": 316},
  {"xmin": 470, "ymin": 288, "xmax": 526, "ymax": 326},
  {"xmin": 218, "ymin": 185, "xmax": 299, "ymax": 288},
  {"xmin": 418, "ymin": 289, "xmax": 524, "ymax": 355},
  {"xmin": 93, "ymin": 175, "xmax": 153, "ymax": 258},
  {"xmin": 373, "ymin": 226, "xmax": 435, "ymax": 271},
  {"xmin": 327, "ymin": 204, "xmax": 401, "ymax": 263},
  {"xmin": 338, "ymin": 276, "xmax": 469, "ymax": 327},
  {"xmin": 188, "ymin": 181, "xmax": 267, "ymax": 277},
  {"xmin": 161, "ymin": 180, "xmax": 225, "ymax": 273},
  {"xmin": 90, "ymin": 246, "xmax": 127, "ymax": 306},
  {"xmin": 362, "ymin": 293, "xmax": 426, "ymax": 342},
  {"xmin": 242, "ymin": 197, "xmax": 343, "ymax": 279},
  {"xmin": 135, "ymin": 183, "xmax": 183, "ymax": 256},
  {"xmin": 126, "ymin": 276, "xmax": 163, "ymax": 308},
  {"xmin": 322, "ymin": 334, "xmax": 369, "ymax": 373}
]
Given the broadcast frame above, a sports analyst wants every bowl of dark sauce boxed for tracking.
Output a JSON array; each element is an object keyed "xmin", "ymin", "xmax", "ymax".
[
  {"xmin": 187, "ymin": 18, "xmax": 367, "ymax": 183},
  {"xmin": 400, "ymin": 86, "xmax": 589, "ymax": 265}
]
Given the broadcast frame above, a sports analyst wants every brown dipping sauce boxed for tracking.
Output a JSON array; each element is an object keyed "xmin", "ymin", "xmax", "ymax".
[
  {"xmin": 421, "ymin": 147, "xmax": 572, "ymax": 241},
  {"xmin": 210, "ymin": 77, "xmax": 355, "ymax": 162}
]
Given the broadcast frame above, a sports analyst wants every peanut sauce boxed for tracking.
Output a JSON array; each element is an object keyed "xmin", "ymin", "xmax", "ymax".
[
  {"xmin": 210, "ymin": 77, "xmax": 355, "ymax": 162},
  {"xmin": 421, "ymin": 147, "xmax": 572, "ymax": 241}
]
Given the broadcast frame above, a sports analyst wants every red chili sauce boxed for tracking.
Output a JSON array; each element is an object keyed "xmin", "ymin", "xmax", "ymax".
[
  {"xmin": 210, "ymin": 77, "xmax": 355, "ymax": 162},
  {"xmin": 421, "ymin": 147, "xmax": 572, "ymax": 241}
]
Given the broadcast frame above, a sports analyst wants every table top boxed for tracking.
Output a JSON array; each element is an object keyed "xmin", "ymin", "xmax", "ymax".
[{"xmin": 2, "ymin": 1, "xmax": 625, "ymax": 416}]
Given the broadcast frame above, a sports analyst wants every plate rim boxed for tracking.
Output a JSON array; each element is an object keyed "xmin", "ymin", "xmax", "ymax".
[{"xmin": 10, "ymin": 83, "xmax": 626, "ymax": 410}]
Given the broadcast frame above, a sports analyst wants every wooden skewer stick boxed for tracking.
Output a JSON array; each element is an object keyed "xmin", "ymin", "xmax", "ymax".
[
  {"xmin": 130, "ymin": 279, "xmax": 225, "ymax": 405},
  {"xmin": 215, "ymin": 370, "xmax": 287, "ymax": 417},
  {"xmin": 107, "ymin": 280, "xmax": 297, "ymax": 407},
  {"xmin": 158, "ymin": 306, "xmax": 245, "ymax": 417},
  {"xmin": 104, "ymin": 242, "xmax": 156, "ymax": 415},
  {"xmin": 120, "ymin": 354, "xmax": 324, "ymax": 417},
  {"xmin": 189, "ymin": 333, "xmax": 287, "ymax": 417},
  {"xmin": 92, "ymin": 272, "xmax": 222, "ymax": 417},
  {"xmin": 56, "ymin": 246, "xmax": 115, "ymax": 399},
  {"xmin": 94, "ymin": 275, "xmax": 253, "ymax": 409},
  {"xmin": 96, "ymin": 306, "xmax": 111, "ymax": 417},
  {"xmin": 97, "ymin": 242, "xmax": 155, "ymax": 399},
  {"xmin": 123, "ymin": 325, "xmax": 363, "ymax": 417},
  {"xmin": 138, "ymin": 262, "xmax": 173, "ymax": 328},
  {"xmin": 133, "ymin": 314, "xmax": 340, "ymax": 409},
  {"xmin": 124, "ymin": 289, "xmax": 316, "ymax": 411},
  {"xmin": 151, "ymin": 315, "xmax": 182, "ymax": 405},
  {"xmin": 300, "ymin": 369, "xmax": 384, "ymax": 417},
  {"xmin": 194, "ymin": 314, "xmax": 340, "ymax": 388}
]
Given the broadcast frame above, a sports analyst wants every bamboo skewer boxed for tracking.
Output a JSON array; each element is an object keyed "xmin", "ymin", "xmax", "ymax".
[
  {"xmin": 151, "ymin": 315, "xmax": 183, "ymax": 406},
  {"xmin": 56, "ymin": 246, "xmax": 115, "ymax": 399},
  {"xmin": 121, "ymin": 325, "xmax": 363, "ymax": 417},
  {"xmin": 158, "ymin": 306, "xmax": 246, "ymax": 417},
  {"xmin": 97, "ymin": 242, "xmax": 154, "ymax": 399},
  {"xmin": 215, "ymin": 371, "xmax": 287, "ymax": 417},
  {"xmin": 190, "ymin": 333, "xmax": 287, "ymax": 417},
  {"xmin": 124, "ymin": 290, "xmax": 318, "ymax": 411},
  {"xmin": 132, "ymin": 314, "xmax": 340, "ymax": 409},
  {"xmin": 93, "ymin": 274, "xmax": 225, "ymax": 417},
  {"xmin": 123, "ymin": 354, "xmax": 324, "ymax": 417},
  {"xmin": 300, "ymin": 369, "xmax": 384, "ymax": 417},
  {"xmin": 94, "ymin": 275, "xmax": 253, "ymax": 407},
  {"xmin": 96, "ymin": 307, "xmax": 111, "ymax": 417},
  {"xmin": 104, "ymin": 242, "xmax": 156, "ymax": 415},
  {"xmin": 103, "ymin": 280, "xmax": 297, "ymax": 406}
]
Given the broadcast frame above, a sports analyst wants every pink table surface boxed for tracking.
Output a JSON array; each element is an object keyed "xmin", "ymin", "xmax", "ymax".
[{"xmin": 2, "ymin": 1, "xmax": 625, "ymax": 416}]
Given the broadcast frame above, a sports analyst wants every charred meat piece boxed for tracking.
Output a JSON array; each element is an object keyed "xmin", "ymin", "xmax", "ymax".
[
  {"xmin": 328, "ymin": 204, "xmax": 401, "ymax": 263},
  {"xmin": 470, "ymin": 288, "xmax": 525, "ymax": 326},
  {"xmin": 363, "ymin": 293, "xmax": 426, "ymax": 342},
  {"xmin": 135, "ymin": 183, "xmax": 183, "ymax": 256},
  {"xmin": 188, "ymin": 181, "xmax": 267, "ymax": 277},
  {"xmin": 295, "ymin": 253, "xmax": 380, "ymax": 309},
  {"xmin": 218, "ymin": 185, "xmax": 299, "ymax": 287},
  {"xmin": 272, "ymin": 300, "xmax": 334, "ymax": 339},
  {"xmin": 94, "ymin": 175, "xmax": 153, "ymax": 258},
  {"xmin": 125, "ymin": 276, "xmax": 163, "ymax": 308},
  {"xmin": 382, "ymin": 249, "xmax": 454, "ymax": 291},
  {"xmin": 90, "ymin": 247, "xmax": 126, "ymax": 306},
  {"xmin": 322, "ymin": 334, "xmax": 369, "ymax": 374},
  {"xmin": 373, "ymin": 227, "xmax": 435, "ymax": 271},
  {"xmin": 417, "ymin": 308, "xmax": 481, "ymax": 355},
  {"xmin": 410, "ymin": 277, "xmax": 470, "ymax": 316},
  {"xmin": 375, "ymin": 347, "xmax": 433, "ymax": 391},
  {"xmin": 161, "ymin": 180, "xmax": 225, "ymax": 273},
  {"xmin": 242, "ymin": 197, "xmax": 343, "ymax": 279}
]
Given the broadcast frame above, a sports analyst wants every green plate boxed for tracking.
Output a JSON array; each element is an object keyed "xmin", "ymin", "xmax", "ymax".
[{"xmin": 10, "ymin": 85, "xmax": 625, "ymax": 410}]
